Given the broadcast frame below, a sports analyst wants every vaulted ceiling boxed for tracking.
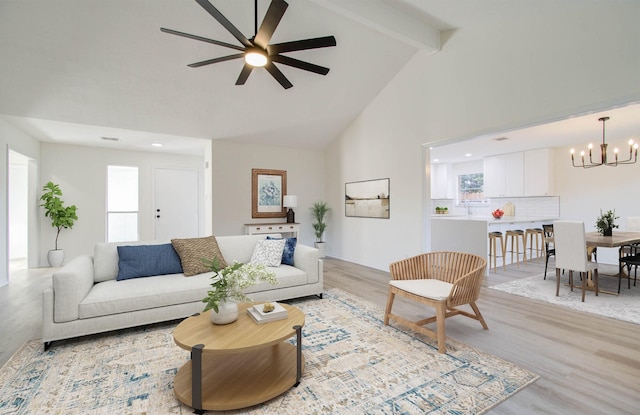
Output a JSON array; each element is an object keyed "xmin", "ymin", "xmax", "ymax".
[
  {"xmin": 2, "ymin": 1, "xmax": 638, "ymax": 158},
  {"xmin": 0, "ymin": 0, "xmax": 444, "ymax": 154}
]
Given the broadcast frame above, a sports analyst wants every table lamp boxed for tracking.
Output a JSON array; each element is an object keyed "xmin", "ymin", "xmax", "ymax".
[{"xmin": 283, "ymin": 195, "xmax": 298, "ymax": 223}]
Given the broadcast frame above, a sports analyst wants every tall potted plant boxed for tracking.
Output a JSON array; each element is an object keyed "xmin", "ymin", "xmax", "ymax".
[
  {"xmin": 310, "ymin": 201, "xmax": 330, "ymax": 258},
  {"xmin": 40, "ymin": 181, "xmax": 78, "ymax": 267}
]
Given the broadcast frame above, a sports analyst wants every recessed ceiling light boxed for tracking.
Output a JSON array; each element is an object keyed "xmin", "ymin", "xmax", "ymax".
[
  {"xmin": 494, "ymin": 137, "xmax": 509, "ymax": 141},
  {"xmin": 433, "ymin": 158, "xmax": 439, "ymax": 162},
  {"xmin": 465, "ymin": 153, "xmax": 472, "ymax": 157},
  {"xmin": 101, "ymin": 136, "xmax": 119, "ymax": 142},
  {"xmin": 151, "ymin": 143, "xmax": 163, "ymax": 147}
]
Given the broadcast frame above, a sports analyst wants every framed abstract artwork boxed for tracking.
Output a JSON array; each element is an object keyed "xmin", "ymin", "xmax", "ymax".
[
  {"xmin": 251, "ymin": 168, "xmax": 287, "ymax": 218},
  {"xmin": 345, "ymin": 178, "xmax": 390, "ymax": 219}
]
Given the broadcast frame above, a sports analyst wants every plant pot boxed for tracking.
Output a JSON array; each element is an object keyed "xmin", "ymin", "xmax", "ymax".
[
  {"xmin": 210, "ymin": 301, "xmax": 239, "ymax": 325},
  {"xmin": 47, "ymin": 249, "xmax": 65, "ymax": 267},
  {"xmin": 604, "ymin": 227, "xmax": 613, "ymax": 237},
  {"xmin": 314, "ymin": 242, "xmax": 327, "ymax": 258}
]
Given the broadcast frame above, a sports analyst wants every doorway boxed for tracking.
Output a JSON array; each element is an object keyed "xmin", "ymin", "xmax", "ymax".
[
  {"xmin": 8, "ymin": 150, "xmax": 33, "ymax": 277},
  {"xmin": 154, "ymin": 168, "xmax": 201, "ymax": 241}
]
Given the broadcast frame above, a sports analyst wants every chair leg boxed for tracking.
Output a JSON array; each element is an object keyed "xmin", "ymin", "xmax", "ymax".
[
  {"xmin": 594, "ymin": 269, "xmax": 599, "ymax": 296},
  {"xmin": 556, "ymin": 268, "xmax": 561, "ymax": 296},
  {"xmin": 581, "ymin": 272, "xmax": 586, "ymax": 302},
  {"xmin": 544, "ymin": 253, "xmax": 550, "ymax": 279},
  {"xmin": 384, "ymin": 289, "xmax": 395, "ymax": 325},
  {"xmin": 435, "ymin": 302, "xmax": 447, "ymax": 354},
  {"xmin": 469, "ymin": 301, "xmax": 489, "ymax": 330}
]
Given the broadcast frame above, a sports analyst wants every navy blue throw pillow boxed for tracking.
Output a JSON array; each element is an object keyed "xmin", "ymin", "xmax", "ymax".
[
  {"xmin": 266, "ymin": 236, "xmax": 297, "ymax": 266},
  {"xmin": 117, "ymin": 244, "xmax": 183, "ymax": 281}
]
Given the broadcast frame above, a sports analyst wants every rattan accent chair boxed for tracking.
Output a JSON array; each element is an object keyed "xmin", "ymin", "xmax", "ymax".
[{"xmin": 384, "ymin": 251, "xmax": 488, "ymax": 354}]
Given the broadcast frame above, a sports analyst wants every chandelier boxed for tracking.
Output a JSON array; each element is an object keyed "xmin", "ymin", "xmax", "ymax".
[{"xmin": 571, "ymin": 116, "xmax": 638, "ymax": 168}]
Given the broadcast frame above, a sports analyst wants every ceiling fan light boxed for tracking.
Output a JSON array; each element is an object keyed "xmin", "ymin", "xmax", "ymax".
[{"xmin": 245, "ymin": 49, "xmax": 267, "ymax": 67}]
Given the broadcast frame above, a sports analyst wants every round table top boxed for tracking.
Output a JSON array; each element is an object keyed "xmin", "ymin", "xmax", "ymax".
[{"xmin": 173, "ymin": 302, "xmax": 304, "ymax": 353}]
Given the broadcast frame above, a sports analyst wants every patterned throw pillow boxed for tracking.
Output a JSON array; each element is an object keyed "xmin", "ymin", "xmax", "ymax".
[
  {"xmin": 250, "ymin": 239, "xmax": 286, "ymax": 267},
  {"xmin": 266, "ymin": 236, "xmax": 297, "ymax": 266},
  {"xmin": 171, "ymin": 236, "xmax": 228, "ymax": 276}
]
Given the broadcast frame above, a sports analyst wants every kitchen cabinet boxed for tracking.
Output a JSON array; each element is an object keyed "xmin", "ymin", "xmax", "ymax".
[
  {"xmin": 483, "ymin": 152, "xmax": 524, "ymax": 197},
  {"xmin": 430, "ymin": 162, "xmax": 453, "ymax": 199},
  {"xmin": 524, "ymin": 148, "xmax": 555, "ymax": 196}
]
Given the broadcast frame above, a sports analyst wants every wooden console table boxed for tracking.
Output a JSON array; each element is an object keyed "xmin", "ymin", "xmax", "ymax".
[{"xmin": 244, "ymin": 223, "xmax": 300, "ymax": 238}]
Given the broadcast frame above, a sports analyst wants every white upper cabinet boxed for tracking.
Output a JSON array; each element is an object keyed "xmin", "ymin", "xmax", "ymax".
[
  {"xmin": 431, "ymin": 162, "xmax": 453, "ymax": 199},
  {"xmin": 483, "ymin": 152, "xmax": 524, "ymax": 197},
  {"xmin": 484, "ymin": 149, "xmax": 555, "ymax": 198},
  {"xmin": 524, "ymin": 148, "xmax": 555, "ymax": 196}
]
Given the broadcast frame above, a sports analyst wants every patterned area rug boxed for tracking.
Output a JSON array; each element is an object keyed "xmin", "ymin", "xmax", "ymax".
[
  {"xmin": 490, "ymin": 273, "xmax": 640, "ymax": 325},
  {"xmin": 0, "ymin": 288, "xmax": 537, "ymax": 414}
]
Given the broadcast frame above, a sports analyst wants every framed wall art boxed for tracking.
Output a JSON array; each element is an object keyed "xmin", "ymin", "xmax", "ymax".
[
  {"xmin": 252, "ymin": 168, "xmax": 287, "ymax": 218},
  {"xmin": 345, "ymin": 178, "xmax": 390, "ymax": 219}
]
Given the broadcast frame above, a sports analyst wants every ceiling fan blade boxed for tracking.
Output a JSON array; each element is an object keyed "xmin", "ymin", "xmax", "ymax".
[
  {"xmin": 270, "ymin": 55, "xmax": 329, "ymax": 75},
  {"xmin": 235, "ymin": 64, "xmax": 254, "ymax": 85},
  {"xmin": 264, "ymin": 62, "xmax": 293, "ymax": 89},
  {"xmin": 254, "ymin": 0, "xmax": 288, "ymax": 49},
  {"xmin": 268, "ymin": 35, "xmax": 336, "ymax": 54},
  {"xmin": 195, "ymin": 0, "xmax": 252, "ymax": 48},
  {"xmin": 188, "ymin": 53, "xmax": 244, "ymax": 68},
  {"xmin": 160, "ymin": 28, "xmax": 245, "ymax": 51}
]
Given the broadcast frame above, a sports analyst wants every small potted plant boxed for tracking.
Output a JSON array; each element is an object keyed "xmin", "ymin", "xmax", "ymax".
[
  {"xmin": 595, "ymin": 209, "xmax": 619, "ymax": 236},
  {"xmin": 40, "ymin": 181, "xmax": 78, "ymax": 267},
  {"xmin": 310, "ymin": 201, "xmax": 331, "ymax": 258},
  {"xmin": 202, "ymin": 258, "xmax": 278, "ymax": 324}
]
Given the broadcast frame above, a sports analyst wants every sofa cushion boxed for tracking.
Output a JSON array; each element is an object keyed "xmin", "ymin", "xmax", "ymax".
[
  {"xmin": 267, "ymin": 236, "xmax": 297, "ymax": 266},
  {"xmin": 116, "ymin": 244, "xmax": 183, "ymax": 281},
  {"xmin": 79, "ymin": 272, "xmax": 215, "ymax": 319},
  {"xmin": 171, "ymin": 236, "xmax": 228, "ymax": 276},
  {"xmin": 250, "ymin": 239, "xmax": 285, "ymax": 267},
  {"xmin": 94, "ymin": 240, "xmax": 168, "ymax": 282}
]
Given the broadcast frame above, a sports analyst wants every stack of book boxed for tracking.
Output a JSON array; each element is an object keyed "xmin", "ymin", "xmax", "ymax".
[{"xmin": 247, "ymin": 302, "xmax": 288, "ymax": 324}]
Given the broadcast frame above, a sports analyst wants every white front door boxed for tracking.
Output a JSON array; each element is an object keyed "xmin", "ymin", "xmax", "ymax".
[{"xmin": 154, "ymin": 168, "xmax": 200, "ymax": 241}]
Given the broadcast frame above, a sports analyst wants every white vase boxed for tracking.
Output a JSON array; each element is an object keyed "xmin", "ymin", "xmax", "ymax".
[
  {"xmin": 47, "ymin": 249, "xmax": 65, "ymax": 267},
  {"xmin": 314, "ymin": 242, "xmax": 327, "ymax": 258},
  {"xmin": 210, "ymin": 301, "xmax": 239, "ymax": 325}
]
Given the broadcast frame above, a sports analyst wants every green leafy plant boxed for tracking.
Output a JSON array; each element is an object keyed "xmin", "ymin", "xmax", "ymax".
[
  {"xmin": 595, "ymin": 209, "xmax": 619, "ymax": 235},
  {"xmin": 310, "ymin": 201, "xmax": 331, "ymax": 242},
  {"xmin": 40, "ymin": 181, "xmax": 78, "ymax": 250},
  {"xmin": 202, "ymin": 258, "xmax": 278, "ymax": 313}
]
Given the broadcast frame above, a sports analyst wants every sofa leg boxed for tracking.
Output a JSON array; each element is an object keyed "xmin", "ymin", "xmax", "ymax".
[
  {"xmin": 316, "ymin": 292, "xmax": 323, "ymax": 299},
  {"xmin": 44, "ymin": 341, "xmax": 52, "ymax": 351}
]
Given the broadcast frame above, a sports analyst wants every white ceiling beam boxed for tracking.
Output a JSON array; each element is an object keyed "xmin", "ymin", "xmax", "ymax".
[{"xmin": 310, "ymin": 0, "xmax": 441, "ymax": 53}]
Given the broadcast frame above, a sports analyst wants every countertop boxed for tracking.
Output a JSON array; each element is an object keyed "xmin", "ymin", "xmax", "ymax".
[{"xmin": 431, "ymin": 215, "xmax": 558, "ymax": 224}]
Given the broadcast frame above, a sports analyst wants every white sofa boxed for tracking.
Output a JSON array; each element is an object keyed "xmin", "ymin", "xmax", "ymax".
[{"xmin": 42, "ymin": 234, "xmax": 323, "ymax": 348}]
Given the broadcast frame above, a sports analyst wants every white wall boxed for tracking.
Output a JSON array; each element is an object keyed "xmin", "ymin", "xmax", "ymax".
[
  {"xmin": 39, "ymin": 143, "xmax": 205, "ymax": 266},
  {"xmin": 327, "ymin": 3, "xmax": 640, "ymax": 270},
  {"xmin": 0, "ymin": 118, "xmax": 40, "ymax": 285},
  {"xmin": 210, "ymin": 140, "xmax": 324, "ymax": 248}
]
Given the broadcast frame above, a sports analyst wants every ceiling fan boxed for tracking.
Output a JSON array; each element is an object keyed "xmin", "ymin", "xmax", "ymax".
[{"xmin": 161, "ymin": 0, "xmax": 337, "ymax": 89}]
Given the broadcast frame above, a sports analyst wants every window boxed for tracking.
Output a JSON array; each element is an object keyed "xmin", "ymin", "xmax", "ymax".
[
  {"xmin": 457, "ymin": 173, "xmax": 486, "ymax": 205},
  {"xmin": 107, "ymin": 166, "xmax": 139, "ymax": 242}
]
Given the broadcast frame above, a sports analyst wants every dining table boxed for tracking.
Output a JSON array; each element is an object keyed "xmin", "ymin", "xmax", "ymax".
[{"xmin": 584, "ymin": 231, "xmax": 640, "ymax": 293}]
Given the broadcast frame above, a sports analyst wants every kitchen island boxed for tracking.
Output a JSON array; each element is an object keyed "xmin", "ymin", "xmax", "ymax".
[{"xmin": 431, "ymin": 215, "xmax": 559, "ymax": 271}]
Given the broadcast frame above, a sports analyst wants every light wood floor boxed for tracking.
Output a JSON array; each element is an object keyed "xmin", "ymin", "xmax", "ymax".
[{"xmin": 2, "ymin": 256, "xmax": 640, "ymax": 414}]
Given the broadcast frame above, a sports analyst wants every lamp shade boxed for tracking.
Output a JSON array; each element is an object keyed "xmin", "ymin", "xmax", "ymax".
[{"xmin": 283, "ymin": 195, "xmax": 298, "ymax": 208}]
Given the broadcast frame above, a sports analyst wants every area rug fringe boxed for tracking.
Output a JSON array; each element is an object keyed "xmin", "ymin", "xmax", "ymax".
[{"xmin": 0, "ymin": 288, "xmax": 538, "ymax": 414}]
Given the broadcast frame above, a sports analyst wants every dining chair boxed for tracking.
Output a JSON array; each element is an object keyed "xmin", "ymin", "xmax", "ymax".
[
  {"xmin": 553, "ymin": 220, "xmax": 599, "ymax": 302},
  {"xmin": 618, "ymin": 216, "xmax": 640, "ymax": 290},
  {"xmin": 384, "ymin": 251, "xmax": 488, "ymax": 354},
  {"xmin": 542, "ymin": 224, "xmax": 555, "ymax": 279}
]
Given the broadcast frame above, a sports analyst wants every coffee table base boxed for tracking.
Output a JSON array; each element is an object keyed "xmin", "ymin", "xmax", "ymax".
[{"xmin": 174, "ymin": 342, "xmax": 305, "ymax": 411}]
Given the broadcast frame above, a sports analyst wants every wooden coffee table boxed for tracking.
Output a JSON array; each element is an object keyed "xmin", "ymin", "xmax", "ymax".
[{"xmin": 173, "ymin": 302, "xmax": 305, "ymax": 413}]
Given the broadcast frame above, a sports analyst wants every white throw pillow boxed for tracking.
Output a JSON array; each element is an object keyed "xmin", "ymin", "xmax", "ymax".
[{"xmin": 250, "ymin": 239, "xmax": 286, "ymax": 267}]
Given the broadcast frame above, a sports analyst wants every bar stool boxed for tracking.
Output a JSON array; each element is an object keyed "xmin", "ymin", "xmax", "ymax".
[
  {"xmin": 505, "ymin": 229, "xmax": 527, "ymax": 267},
  {"xmin": 488, "ymin": 231, "xmax": 506, "ymax": 271},
  {"xmin": 525, "ymin": 228, "xmax": 544, "ymax": 259}
]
